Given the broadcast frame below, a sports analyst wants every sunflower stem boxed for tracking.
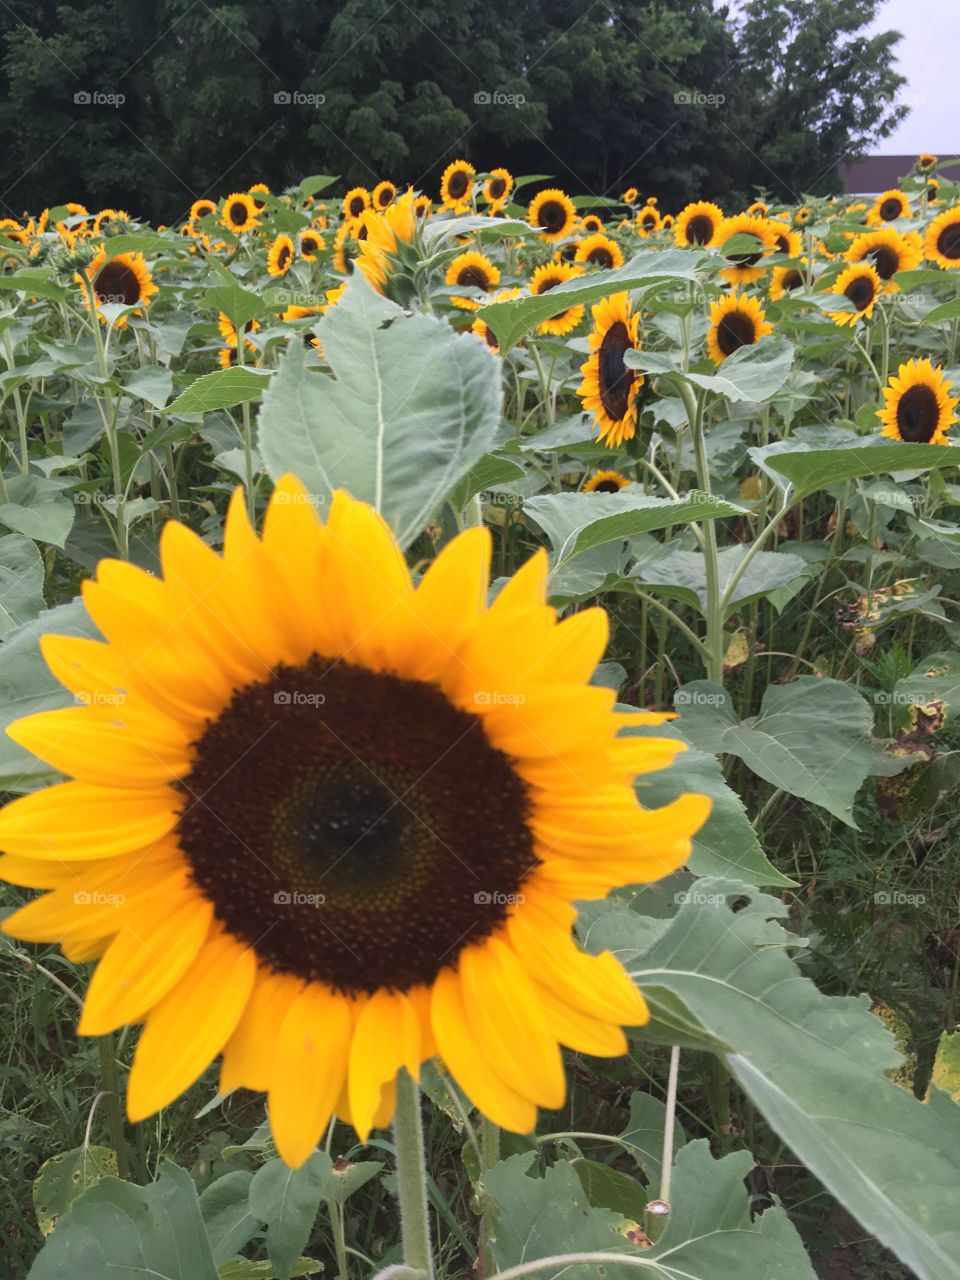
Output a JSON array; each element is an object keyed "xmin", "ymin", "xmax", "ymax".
[
  {"xmin": 682, "ymin": 383, "xmax": 723, "ymax": 683},
  {"xmin": 393, "ymin": 1069, "xmax": 434, "ymax": 1280},
  {"xmin": 97, "ymin": 1033, "xmax": 130, "ymax": 1180},
  {"xmin": 479, "ymin": 1115, "xmax": 501, "ymax": 1277}
]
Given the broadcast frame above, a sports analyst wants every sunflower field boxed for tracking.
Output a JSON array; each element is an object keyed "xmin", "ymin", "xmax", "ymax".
[{"xmin": 0, "ymin": 159, "xmax": 959, "ymax": 1280}]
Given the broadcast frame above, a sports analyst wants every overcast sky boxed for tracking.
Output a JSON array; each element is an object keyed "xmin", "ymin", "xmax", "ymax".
[{"xmin": 868, "ymin": 0, "xmax": 957, "ymax": 153}]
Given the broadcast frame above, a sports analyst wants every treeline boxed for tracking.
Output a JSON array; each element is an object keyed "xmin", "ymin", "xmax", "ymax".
[{"xmin": 0, "ymin": 0, "xmax": 906, "ymax": 221}]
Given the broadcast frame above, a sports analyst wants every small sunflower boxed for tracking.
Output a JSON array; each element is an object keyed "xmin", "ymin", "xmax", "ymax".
[
  {"xmin": 635, "ymin": 206, "xmax": 661, "ymax": 237},
  {"xmin": 769, "ymin": 263, "xmax": 807, "ymax": 300},
  {"xmin": 583, "ymin": 469, "xmax": 630, "ymax": 493},
  {"xmin": 716, "ymin": 214, "xmax": 777, "ymax": 284},
  {"xmin": 0, "ymin": 477, "xmax": 708, "ymax": 1167},
  {"xmin": 299, "ymin": 230, "xmax": 325, "ymax": 261},
  {"xmin": 574, "ymin": 233, "xmax": 624, "ymax": 271},
  {"xmin": 846, "ymin": 227, "xmax": 922, "ymax": 291},
  {"xmin": 827, "ymin": 262, "xmax": 882, "ymax": 326},
  {"xmin": 622, "ymin": 188, "xmax": 639, "ymax": 205},
  {"xmin": 577, "ymin": 292, "xmax": 644, "ymax": 447},
  {"xmin": 248, "ymin": 183, "xmax": 270, "ymax": 211},
  {"xmin": 917, "ymin": 153, "xmax": 938, "ymax": 173},
  {"xmin": 333, "ymin": 221, "xmax": 361, "ymax": 275},
  {"xmin": 925, "ymin": 206, "xmax": 960, "ymax": 269},
  {"xmin": 222, "ymin": 193, "xmax": 259, "ymax": 235},
  {"xmin": 483, "ymin": 168, "xmax": 513, "ymax": 206},
  {"xmin": 794, "ymin": 206, "xmax": 812, "ymax": 226},
  {"xmin": 470, "ymin": 286, "xmax": 521, "ymax": 354},
  {"xmin": 528, "ymin": 261, "xmax": 585, "ymax": 336},
  {"xmin": 267, "ymin": 234, "xmax": 295, "ymax": 278},
  {"xmin": 706, "ymin": 293, "xmax": 772, "ymax": 363},
  {"xmin": 877, "ymin": 358, "xmax": 958, "ymax": 444},
  {"xmin": 528, "ymin": 189, "xmax": 577, "ymax": 242},
  {"xmin": 440, "ymin": 161, "xmax": 475, "ymax": 210},
  {"xmin": 189, "ymin": 199, "xmax": 217, "ymax": 223},
  {"xmin": 343, "ymin": 188, "xmax": 371, "ymax": 220},
  {"xmin": 579, "ymin": 214, "xmax": 604, "ymax": 234},
  {"xmin": 412, "ymin": 195, "xmax": 433, "ymax": 220},
  {"xmin": 660, "ymin": 214, "xmax": 674, "ymax": 230},
  {"xmin": 445, "ymin": 250, "xmax": 500, "ymax": 310},
  {"xmin": 218, "ymin": 313, "xmax": 260, "ymax": 352},
  {"xmin": 675, "ymin": 201, "xmax": 723, "ymax": 248},
  {"xmin": 747, "ymin": 200, "xmax": 769, "ymax": 217},
  {"xmin": 78, "ymin": 251, "xmax": 158, "ymax": 328},
  {"xmin": 926, "ymin": 176, "xmax": 940, "ymax": 205},
  {"xmin": 355, "ymin": 191, "xmax": 418, "ymax": 295},
  {"xmin": 867, "ymin": 189, "xmax": 911, "ymax": 226},
  {"xmin": 92, "ymin": 209, "xmax": 132, "ymax": 237},
  {"xmin": 767, "ymin": 221, "xmax": 802, "ymax": 258},
  {"xmin": 372, "ymin": 181, "xmax": 397, "ymax": 210}
]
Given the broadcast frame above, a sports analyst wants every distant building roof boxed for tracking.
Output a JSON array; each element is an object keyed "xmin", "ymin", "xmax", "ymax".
[{"xmin": 840, "ymin": 155, "xmax": 960, "ymax": 195}]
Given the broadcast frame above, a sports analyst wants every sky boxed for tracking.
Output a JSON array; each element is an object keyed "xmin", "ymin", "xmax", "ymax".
[{"xmin": 867, "ymin": 0, "xmax": 957, "ymax": 153}]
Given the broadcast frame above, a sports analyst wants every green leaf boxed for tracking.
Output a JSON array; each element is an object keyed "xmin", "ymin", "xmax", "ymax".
[
  {"xmin": 199, "ymin": 1171, "xmax": 258, "ymax": 1266},
  {"xmin": 32, "ymin": 1145, "xmax": 117, "ymax": 1236},
  {"xmin": 0, "ymin": 268, "xmax": 69, "ymax": 301},
  {"xmin": 522, "ymin": 490, "xmax": 744, "ymax": 565},
  {"xmin": 0, "ymin": 474, "xmax": 75, "ymax": 548},
  {"xmin": 751, "ymin": 440, "xmax": 960, "ymax": 497},
  {"xmin": 124, "ymin": 364, "xmax": 174, "ymax": 409},
  {"xmin": 633, "ymin": 545, "xmax": 812, "ymax": 617},
  {"xmin": 894, "ymin": 650, "xmax": 960, "ymax": 721},
  {"xmin": 929, "ymin": 1030, "xmax": 960, "ymax": 1101},
  {"xmin": 217, "ymin": 1260, "xmax": 320, "ymax": 1279},
  {"xmin": 588, "ymin": 884, "xmax": 960, "ymax": 1280},
  {"xmin": 628, "ymin": 337, "xmax": 795, "ymax": 403},
  {"xmin": 618, "ymin": 1090, "xmax": 687, "ymax": 1188},
  {"xmin": 257, "ymin": 275, "xmax": 501, "ymax": 548},
  {"xmin": 0, "ymin": 533, "xmax": 45, "ymax": 638},
  {"xmin": 99, "ymin": 232, "xmax": 171, "ymax": 258},
  {"xmin": 674, "ymin": 678, "xmax": 875, "ymax": 826},
  {"xmin": 299, "ymin": 174, "xmax": 339, "ymax": 197},
  {"xmin": 572, "ymin": 1159, "xmax": 648, "ymax": 1220},
  {"xmin": 165, "ymin": 367, "xmax": 271, "ymax": 415},
  {"xmin": 477, "ymin": 247, "xmax": 705, "ymax": 351},
  {"xmin": 447, "ymin": 452, "xmax": 525, "ymax": 511},
  {"xmin": 248, "ymin": 1153, "xmax": 332, "ymax": 1280},
  {"xmin": 29, "ymin": 1161, "xmax": 219, "ymax": 1280},
  {"xmin": 325, "ymin": 1159, "xmax": 384, "ymax": 1205},
  {"xmin": 202, "ymin": 283, "xmax": 265, "ymax": 334}
]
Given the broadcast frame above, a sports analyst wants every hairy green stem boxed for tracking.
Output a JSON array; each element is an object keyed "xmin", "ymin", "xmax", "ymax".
[{"xmin": 393, "ymin": 1070, "xmax": 434, "ymax": 1280}]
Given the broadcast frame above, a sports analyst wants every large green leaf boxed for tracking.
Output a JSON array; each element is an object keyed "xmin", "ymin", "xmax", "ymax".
[
  {"xmin": 583, "ymin": 883, "xmax": 960, "ymax": 1280},
  {"xmin": 750, "ymin": 439, "xmax": 959, "ymax": 497},
  {"xmin": 627, "ymin": 337, "xmax": 795, "ymax": 404},
  {"xmin": 632, "ymin": 545, "xmax": 811, "ymax": 617},
  {"xmin": 673, "ymin": 678, "xmax": 874, "ymax": 826},
  {"xmin": 248, "ymin": 1153, "xmax": 332, "ymax": 1280},
  {"xmin": 477, "ymin": 248, "xmax": 705, "ymax": 351},
  {"xmin": 0, "ymin": 533, "xmax": 45, "ymax": 638},
  {"xmin": 257, "ymin": 275, "xmax": 501, "ymax": 548},
  {"xmin": 165, "ymin": 367, "xmax": 271, "ymax": 415},
  {"xmin": 894, "ymin": 650, "xmax": 960, "ymax": 722},
  {"xmin": 0, "ymin": 474, "xmax": 75, "ymax": 548},
  {"xmin": 199, "ymin": 1171, "xmax": 258, "ymax": 1266}
]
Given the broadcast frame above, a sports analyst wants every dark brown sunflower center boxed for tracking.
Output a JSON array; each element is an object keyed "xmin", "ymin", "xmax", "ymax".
[
  {"xmin": 558, "ymin": 242, "xmax": 578, "ymax": 261},
  {"xmin": 895, "ymin": 383, "xmax": 940, "ymax": 442},
  {"xmin": 176, "ymin": 656, "xmax": 536, "ymax": 995},
  {"xmin": 586, "ymin": 246, "xmax": 614, "ymax": 268},
  {"xmin": 775, "ymin": 233, "xmax": 790, "ymax": 254},
  {"xmin": 303, "ymin": 236, "xmax": 319, "ymax": 253},
  {"xmin": 229, "ymin": 201, "xmax": 248, "ymax": 225},
  {"xmin": 592, "ymin": 478, "xmax": 623, "ymax": 492},
  {"xmin": 716, "ymin": 309, "xmax": 756, "ymax": 356},
  {"xmin": 641, "ymin": 213, "xmax": 657, "ymax": 229},
  {"xmin": 457, "ymin": 266, "xmax": 490, "ymax": 289},
  {"xmin": 598, "ymin": 320, "xmax": 635, "ymax": 421},
  {"xmin": 869, "ymin": 245, "xmax": 899, "ymax": 279},
  {"xmin": 448, "ymin": 171, "xmax": 470, "ymax": 199},
  {"xmin": 879, "ymin": 197, "xmax": 903, "ymax": 221},
  {"xmin": 845, "ymin": 275, "xmax": 875, "ymax": 310},
  {"xmin": 928, "ymin": 184, "xmax": 939, "ymax": 201},
  {"xmin": 685, "ymin": 214, "xmax": 714, "ymax": 244},
  {"xmin": 937, "ymin": 222, "xmax": 960, "ymax": 260},
  {"xmin": 93, "ymin": 262, "xmax": 141, "ymax": 306},
  {"xmin": 489, "ymin": 177, "xmax": 507, "ymax": 200},
  {"xmin": 348, "ymin": 196, "xmax": 365, "ymax": 217},
  {"xmin": 277, "ymin": 245, "xmax": 291, "ymax": 269},
  {"xmin": 781, "ymin": 269, "xmax": 803, "ymax": 291},
  {"xmin": 481, "ymin": 322, "xmax": 499, "ymax": 351},
  {"xmin": 538, "ymin": 200, "xmax": 567, "ymax": 232}
]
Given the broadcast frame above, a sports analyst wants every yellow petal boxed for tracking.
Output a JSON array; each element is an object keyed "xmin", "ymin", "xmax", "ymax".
[
  {"xmin": 0, "ymin": 782, "xmax": 179, "ymax": 859},
  {"xmin": 7, "ymin": 708, "xmax": 190, "ymax": 787},
  {"xmin": 348, "ymin": 989, "xmax": 420, "ymax": 1140},
  {"xmin": 221, "ymin": 967, "xmax": 304, "ymax": 1094}
]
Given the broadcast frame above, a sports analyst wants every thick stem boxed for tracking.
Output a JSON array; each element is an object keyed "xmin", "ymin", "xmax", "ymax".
[
  {"xmin": 392, "ymin": 1069, "xmax": 434, "ymax": 1279},
  {"xmin": 97, "ymin": 1034, "xmax": 130, "ymax": 1179},
  {"xmin": 684, "ymin": 385, "xmax": 723, "ymax": 683}
]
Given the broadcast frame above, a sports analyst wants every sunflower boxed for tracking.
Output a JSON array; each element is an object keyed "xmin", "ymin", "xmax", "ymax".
[
  {"xmin": 222, "ymin": 193, "xmax": 259, "ymax": 235},
  {"xmin": 577, "ymin": 292, "xmax": 643, "ymax": 447},
  {"xmin": 867, "ymin": 189, "xmax": 911, "ymax": 226},
  {"xmin": 372, "ymin": 181, "xmax": 397, "ymax": 210},
  {"xmin": 661, "ymin": 215, "xmax": 674, "ymax": 230},
  {"xmin": 78, "ymin": 251, "xmax": 158, "ymax": 328},
  {"xmin": 343, "ymin": 188, "xmax": 371, "ymax": 220},
  {"xmin": 528, "ymin": 189, "xmax": 577, "ymax": 242},
  {"xmin": 917, "ymin": 153, "xmax": 938, "ymax": 173},
  {"xmin": 926, "ymin": 176, "xmax": 940, "ymax": 205},
  {"xmin": 716, "ymin": 214, "xmax": 777, "ymax": 284},
  {"xmin": 578, "ymin": 214, "xmax": 604, "ymax": 235},
  {"xmin": 299, "ymin": 230, "xmax": 325, "ymax": 261},
  {"xmin": 767, "ymin": 221, "xmax": 802, "ymax": 258},
  {"xmin": 218, "ymin": 314, "xmax": 260, "ymax": 352},
  {"xmin": 845, "ymin": 227, "xmax": 922, "ymax": 291},
  {"xmin": 189, "ymin": 199, "xmax": 217, "ymax": 223},
  {"xmin": 248, "ymin": 183, "xmax": 271, "ymax": 211},
  {"xmin": 827, "ymin": 262, "xmax": 882, "ymax": 326},
  {"xmin": 925, "ymin": 206, "xmax": 960, "ymax": 269},
  {"xmin": 747, "ymin": 200, "xmax": 769, "ymax": 217},
  {"xmin": 706, "ymin": 293, "xmax": 772, "ymax": 363},
  {"xmin": 794, "ymin": 206, "xmax": 812, "ymax": 226},
  {"xmin": 622, "ymin": 188, "xmax": 639, "ymax": 205},
  {"xmin": 674, "ymin": 201, "xmax": 723, "ymax": 248},
  {"xmin": 574, "ymin": 234, "xmax": 624, "ymax": 271},
  {"xmin": 445, "ymin": 250, "xmax": 500, "ymax": 310},
  {"xmin": 528, "ymin": 261, "xmax": 585, "ymax": 336},
  {"xmin": 440, "ymin": 160, "xmax": 475, "ymax": 210},
  {"xmin": 0, "ymin": 218, "xmax": 26, "ymax": 245},
  {"xmin": 92, "ymin": 209, "xmax": 132, "ymax": 237},
  {"xmin": 470, "ymin": 287, "xmax": 520, "ymax": 354},
  {"xmin": 0, "ymin": 477, "xmax": 707, "ymax": 1166},
  {"xmin": 355, "ymin": 191, "xmax": 418, "ymax": 294},
  {"xmin": 583, "ymin": 469, "xmax": 630, "ymax": 493},
  {"xmin": 769, "ymin": 263, "xmax": 807, "ymax": 300},
  {"xmin": 483, "ymin": 168, "xmax": 513, "ymax": 206},
  {"xmin": 635, "ymin": 206, "xmax": 661, "ymax": 237},
  {"xmin": 877, "ymin": 358, "xmax": 958, "ymax": 444},
  {"xmin": 266, "ymin": 235, "xmax": 295, "ymax": 277},
  {"xmin": 333, "ymin": 221, "xmax": 361, "ymax": 275},
  {"xmin": 412, "ymin": 195, "xmax": 433, "ymax": 220}
]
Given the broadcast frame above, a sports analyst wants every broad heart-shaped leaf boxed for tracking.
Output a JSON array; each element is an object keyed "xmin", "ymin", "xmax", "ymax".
[
  {"xmin": 632, "ymin": 545, "xmax": 812, "ymax": 617},
  {"xmin": 482, "ymin": 1142, "xmax": 815, "ymax": 1279},
  {"xmin": 522, "ymin": 490, "xmax": 744, "ymax": 565},
  {"xmin": 0, "ymin": 533, "xmax": 45, "ymax": 638},
  {"xmin": 674, "ymin": 677, "xmax": 874, "ymax": 826},
  {"xmin": 476, "ymin": 247, "xmax": 705, "ymax": 351},
  {"xmin": 29, "ymin": 1160, "xmax": 219, "ymax": 1280},
  {"xmin": 257, "ymin": 275, "xmax": 501, "ymax": 548},
  {"xmin": 248, "ymin": 1152, "xmax": 332, "ymax": 1280},
  {"xmin": 627, "ymin": 721, "xmax": 793, "ymax": 886},
  {"xmin": 582, "ymin": 882, "xmax": 960, "ymax": 1280},
  {"xmin": 0, "ymin": 474, "xmax": 75, "ymax": 548},
  {"xmin": 123, "ymin": 363, "xmax": 174, "ymax": 409},
  {"xmin": 894, "ymin": 649, "xmax": 960, "ymax": 722},
  {"xmin": 164, "ymin": 366, "xmax": 271, "ymax": 414},
  {"xmin": 627, "ymin": 336, "xmax": 795, "ymax": 403},
  {"xmin": 749, "ymin": 438, "xmax": 959, "ymax": 497}
]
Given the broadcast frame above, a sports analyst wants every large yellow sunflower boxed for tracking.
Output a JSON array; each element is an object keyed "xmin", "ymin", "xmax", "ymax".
[
  {"xmin": 440, "ymin": 160, "xmax": 475, "ymax": 210},
  {"xmin": 343, "ymin": 188, "xmax": 371, "ymax": 220},
  {"xmin": 578, "ymin": 292, "xmax": 644, "ymax": 447},
  {"xmin": 483, "ymin": 168, "xmax": 513, "ymax": 206},
  {"xmin": 78, "ymin": 251, "xmax": 158, "ymax": 328},
  {"xmin": 445, "ymin": 250, "xmax": 501, "ymax": 310},
  {"xmin": 826, "ymin": 262, "xmax": 882, "ymax": 326},
  {"xmin": 706, "ymin": 293, "xmax": 772, "ymax": 363},
  {"xmin": 266, "ymin": 234, "xmax": 295, "ymax": 278},
  {"xmin": 0, "ymin": 478, "xmax": 707, "ymax": 1168},
  {"xmin": 845, "ymin": 227, "xmax": 922, "ymax": 291},
  {"xmin": 528, "ymin": 189, "xmax": 577, "ymax": 242},
  {"xmin": 867, "ymin": 189, "xmax": 911, "ymax": 226},
  {"xmin": 528, "ymin": 261, "xmax": 585, "ymax": 336},
  {"xmin": 716, "ymin": 214, "xmax": 777, "ymax": 284},
  {"xmin": 574, "ymin": 233, "xmax": 624, "ymax": 271},
  {"xmin": 925, "ymin": 206, "xmax": 960, "ymax": 269},
  {"xmin": 877, "ymin": 358, "xmax": 958, "ymax": 444},
  {"xmin": 355, "ymin": 191, "xmax": 418, "ymax": 294},
  {"xmin": 222, "ymin": 193, "xmax": 259, "ymax": 235},
  {"xmin": 674, "ymin": 201, "xmax": 724, "ymax": 248}
]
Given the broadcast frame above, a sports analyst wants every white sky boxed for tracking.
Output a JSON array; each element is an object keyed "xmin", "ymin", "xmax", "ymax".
[{"xmin": 867, "ymin": 0, "xmax": 958, "ymax": 153}]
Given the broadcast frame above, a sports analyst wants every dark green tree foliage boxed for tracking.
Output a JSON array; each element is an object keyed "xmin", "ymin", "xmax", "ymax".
[{"xmin": 0, "ymin": 0, "xmax": 906, "ymax": 221}]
